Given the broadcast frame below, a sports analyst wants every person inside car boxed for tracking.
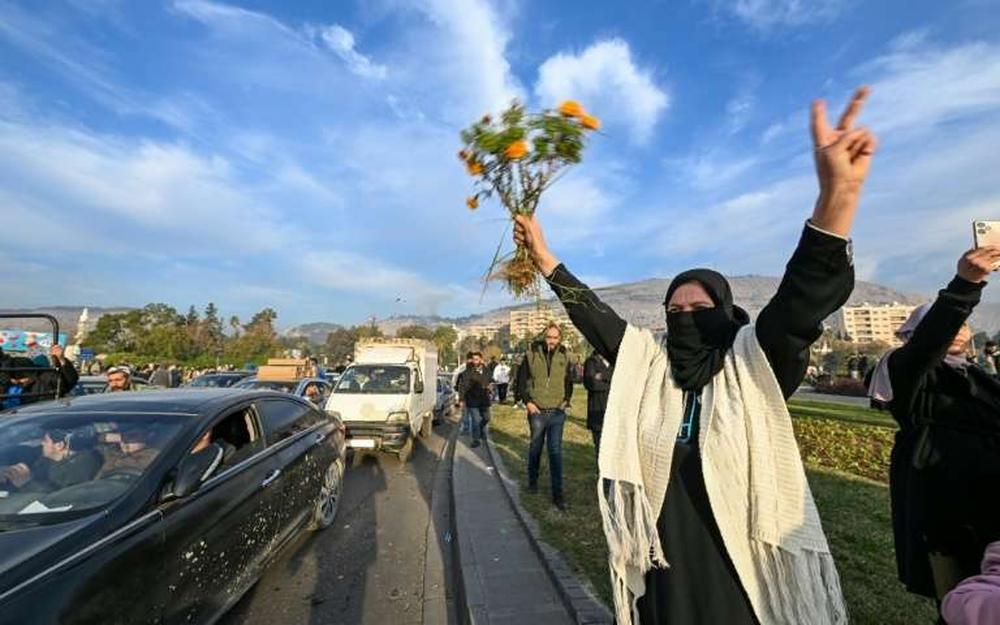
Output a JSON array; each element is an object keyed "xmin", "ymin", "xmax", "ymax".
[
  {"xmin": 99, "ymin": 424, "xmax": 161, "ymax": 476},
  {"xmin": 304, "ymin": 383, "xmax": 325, "ymax": 406},
  {"xmin": 0, "ymin": 427, "xmax": 101, "ymax": 492}
]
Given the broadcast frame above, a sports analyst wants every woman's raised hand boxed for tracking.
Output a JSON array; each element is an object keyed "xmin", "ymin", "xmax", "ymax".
[
  {"xmin": 957, "ymin": 247, "xmax": 1000, "ymax": 284},
  {"xmin": 513, "ymin": 213, "xmax": 560, "ymax": 277},
  {"xmin": 810, "ymin": 86, "xmax": 878, "ymax": 237}
]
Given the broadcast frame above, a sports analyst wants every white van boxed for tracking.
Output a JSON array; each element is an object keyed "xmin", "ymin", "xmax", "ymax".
[{"xmin": 325, "ymin": 338, "xmax": 437, "ymax": 462}]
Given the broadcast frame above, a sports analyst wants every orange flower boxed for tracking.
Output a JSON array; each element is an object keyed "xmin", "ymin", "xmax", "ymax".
[
  {"xmin": 558, "ymin": 100, "xmax": 585, "ymax": 118},
  {"xmin": 457, "ymin": 149, "xmax": 470, "ymax": 161},
  {"xmin": 504, "ymin": 139, "xmax": 529, "ymax": 160},
  {"xmin": 466, "ymin": 196, "xmax": 479, "ymax": 210},
  {"xmin": 581, "ymin": 114, "xmax": 601, "ymax": 131},
  {"xmin": 466, "ymin": 160, "xmax": 484, "ymax": 175}
]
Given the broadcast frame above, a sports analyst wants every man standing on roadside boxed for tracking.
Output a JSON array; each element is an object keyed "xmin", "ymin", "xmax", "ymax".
[
  {"xmin": 583, "ymin": 350, "xmax": 613, "ymax": 458},
  {"xmin": 515, "ymin": 323, "xmax": 573, "ymax": 511},
  {"xmin": 492, "ymin": 358, "xmax": 511, "ymax": 404},
  {"xmin": 457, "ymin": 351, "xmax": 492, "ymax": 448}
]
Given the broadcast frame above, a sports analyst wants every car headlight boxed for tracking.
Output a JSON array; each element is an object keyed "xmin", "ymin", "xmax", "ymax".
[{"xmin": 386, "ymin": 411, "xmax": 409, "ymax": 425}]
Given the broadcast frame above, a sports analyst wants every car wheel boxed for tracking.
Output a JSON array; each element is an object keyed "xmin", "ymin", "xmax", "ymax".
[{"xmin": 310, "ymin": 458, "xmax": 344, "ymax": 531}]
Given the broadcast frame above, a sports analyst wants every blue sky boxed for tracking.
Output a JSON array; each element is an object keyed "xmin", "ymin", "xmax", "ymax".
[{"xmin": 2, "ymin": 0, "xmax": 999, "ymax": 327}]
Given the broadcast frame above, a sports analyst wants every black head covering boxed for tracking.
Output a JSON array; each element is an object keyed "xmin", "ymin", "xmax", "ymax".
[{"xmin": 662, "ymin": 269, "xmax": 750, "ymax": 391}]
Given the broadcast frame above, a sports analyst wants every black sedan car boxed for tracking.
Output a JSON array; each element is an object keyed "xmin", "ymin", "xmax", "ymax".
[{"xmin": 0, "ymin": 389, "xmax": 346, "ymax": 625}]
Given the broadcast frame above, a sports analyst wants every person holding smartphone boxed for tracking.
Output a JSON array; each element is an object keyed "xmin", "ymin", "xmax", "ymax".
[
  {"xmin": 866, "ymin": 245, "xmax": 1000, "ymax": 615},
  {"xmin": 513, "ymin": 87, "xmax": 876, "ymax": 624}
]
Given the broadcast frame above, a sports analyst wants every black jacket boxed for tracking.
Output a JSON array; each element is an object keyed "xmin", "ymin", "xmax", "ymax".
[
  {"xmin": 583, "ymin": 352, "xmax": 613, "ymax": 430},
  {"xmin": 887, "ymin": 276, "xmax": 1000, "ymax": 598},
  {"xmin": 458, "ymin": 364, "xmax": 492, "ymax": 409}
]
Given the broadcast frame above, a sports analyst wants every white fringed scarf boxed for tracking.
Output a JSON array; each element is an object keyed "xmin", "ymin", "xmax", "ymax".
[{"xmin": 597, "ymin": 324, "xmax": 848, "ymax": 625}]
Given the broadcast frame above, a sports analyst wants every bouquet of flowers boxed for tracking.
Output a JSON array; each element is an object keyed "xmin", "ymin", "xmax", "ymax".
[{"xmin": 459, "ymin": 100, "xmax": 600, "ymax": 297}]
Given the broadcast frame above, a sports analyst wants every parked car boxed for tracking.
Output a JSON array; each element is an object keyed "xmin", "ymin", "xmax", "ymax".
[
  {"xmin": 434, "ymin": 378, "xmax": 456, "ymax": 424},
  {"xmin": 185, "ymin": 372, "xmax": 253, "ymax": 388},
  {"xmin": 0, "ymin": 389, "xmax": 346, "ymax": 625},
  {"xmin": 70, "ymin": 375, "xmax": 154, "ymax": 396}
]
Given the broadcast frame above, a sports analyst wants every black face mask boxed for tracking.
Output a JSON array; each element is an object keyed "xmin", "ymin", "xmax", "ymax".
[
  {"xmin": 666, "ymin": 308, "xmax": 740, "ymax": 390},
  {"xmin": 662, "ymin": 269, "xmax": 749, "ymax": 391}
]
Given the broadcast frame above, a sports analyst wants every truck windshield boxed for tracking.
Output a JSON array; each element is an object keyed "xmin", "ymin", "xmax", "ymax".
[{"xmin": 334, "ymin": 365, "xmax": 411, "ymax": 395}]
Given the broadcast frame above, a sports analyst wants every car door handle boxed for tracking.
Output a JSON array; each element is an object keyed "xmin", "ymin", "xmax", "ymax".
[{"xmin": 261, "ymin": 469, "xmax": 281, "ymax": 488}]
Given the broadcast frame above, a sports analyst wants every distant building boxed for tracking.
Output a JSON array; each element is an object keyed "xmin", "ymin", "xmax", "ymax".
[
  {"xmin": 508, "ymin": 306, "xmax": 585, "ymax": 347},
  {"xmin": 74, "ymin": 307, "xmax": 94, "ymax": 346},
  {"xmin": 462, "ymin": 322, "xmax": 504, "ymax": 342},
  {"xmin": 836, "ymin": 303, "xmax": 917, "ymax": 346}
]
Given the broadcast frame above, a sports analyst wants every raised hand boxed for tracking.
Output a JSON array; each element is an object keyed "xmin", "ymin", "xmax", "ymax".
[
  {"xmin": 513, "ymin": 214, "xmax": 560, "ymax": 277},
  {"xmin": 810, "ymin": 86, "xmax": 878, "ymax": 237},
  {"xmin": 957, "ymin": 247, "xmax": 1000, "ymax": 284}
]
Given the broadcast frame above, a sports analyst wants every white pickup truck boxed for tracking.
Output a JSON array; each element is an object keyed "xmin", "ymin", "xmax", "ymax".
[{"xmin": 325, "ymin": 338, "xmax": 438, "ymax": 462}]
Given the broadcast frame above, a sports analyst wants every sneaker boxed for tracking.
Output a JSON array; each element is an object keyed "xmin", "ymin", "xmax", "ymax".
[{"xmin": 470, "ymin": 440, "xmax": 481, "ymax": 448}]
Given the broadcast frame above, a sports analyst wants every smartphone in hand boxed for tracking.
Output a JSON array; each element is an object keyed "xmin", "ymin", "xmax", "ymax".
[{"xmin": 973, "ymin": 221, "xmax": 1000, "ymax": 249}]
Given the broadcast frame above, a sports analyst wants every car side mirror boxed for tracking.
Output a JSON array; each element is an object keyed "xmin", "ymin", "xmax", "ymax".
[
  {"xmin": 172, "ymin": 443, "xmax": 224, "ymax": 498},
  {"xmin": 414, "ymin": 381, "xmax": 424, "ymax": 394}
]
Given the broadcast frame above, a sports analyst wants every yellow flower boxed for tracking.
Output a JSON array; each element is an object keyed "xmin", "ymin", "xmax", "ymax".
[
  {"xmin": 581, "ymin": 114, "xmax": 601, "ymax": 131},
  {"xmin": 466, "ymin": 160, "xmax": 484, "ymax": 175},
  {"xmin": 504, "ymin": 139, "xmax": 529, "ymax": 160},
  {"xmin": 466, "ymin": 196, "xmax": 479, "ymax": 210},
  {"xmin": 558, "ymin": 100, "xmax": 585, "ymax": 118}
]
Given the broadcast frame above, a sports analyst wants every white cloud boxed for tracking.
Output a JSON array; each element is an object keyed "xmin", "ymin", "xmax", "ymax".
[
  {"xmin": 716, "ymin": 0, "xmax": 852, "ymax": 32},
  {"xmin": 859, "ymin": 37, "xmax": 1000, "ymax": 136},
  {"xmin": 667, "ymin": 150, "xmax": 759, "ymax": 190},
  {"xmin": 534, "ymin": 39, "xmax": 669, "ymax": 144},
  {"xmin": 309, "ymin": 24, "xmax": 387, "ymax": 80}
]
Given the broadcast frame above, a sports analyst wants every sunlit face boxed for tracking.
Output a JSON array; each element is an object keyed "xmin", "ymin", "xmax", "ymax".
[
  {"xmin": 948, "ymin": 323, "xmax": 972, "ymax": 356},
  {"xmin": 666, "ymin": 282, "xmax": 716, "ymax": 314},
  {"xmin": 544, "ymin": 328, "xmax": 561, "ymax": 351},
  {"xmin": 471, "ymin": 354, "xmax": 483, "ymax": 367},
  {"xmin": 107, "ymin": 371, "xmax": 130, "ymax": 391}
]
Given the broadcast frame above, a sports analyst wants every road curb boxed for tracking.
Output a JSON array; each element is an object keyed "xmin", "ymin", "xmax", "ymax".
[
  {"xmin": 423, "ymin": 414, "xmax": 461, "ymax": 625},
  {"xmin": 482, "ymin": 428, "xmax": 613, "ymax": 625}
]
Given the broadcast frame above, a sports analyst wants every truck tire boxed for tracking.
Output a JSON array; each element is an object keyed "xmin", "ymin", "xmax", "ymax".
[{"xmin": 397, "ymin": 437, "xmax": 413, "ymax": 464}]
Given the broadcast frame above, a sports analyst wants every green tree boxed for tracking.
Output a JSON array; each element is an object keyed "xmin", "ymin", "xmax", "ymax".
[
  {"xmin": 325, "ymin": 328, "xmax": 357, "ymax": 363},
  {"xmin": 432, "ymin": 325, "xmax": 459, "ymax": 366}
]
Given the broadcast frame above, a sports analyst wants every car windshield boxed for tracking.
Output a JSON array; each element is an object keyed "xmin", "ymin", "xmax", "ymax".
[
  {"xmin": 188, "ymin": 375, "xmax": 237, "ymax": 388},
  {"xmin": 0, "ymin": 413, "xmax": 186, "ymax": 526},
  {"xmin": 72, "ymin": 380, "xmax": 108, "ymax": 396},
  {"xmin": 335, "ymin": 365, "xmax": 411, "ymax": 395},
  {"xmin": 237, "ymin": 379, "xmax": 297, "ymax": 393}
]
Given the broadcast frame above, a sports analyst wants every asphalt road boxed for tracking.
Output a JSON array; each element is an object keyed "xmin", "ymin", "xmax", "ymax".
[
  {"xmin": 793, "ymin": 388, "xmax": 872, "ymax": 407},
  {"xmin": 219, "ymin": 414, "xmax": 459, "ymax": 625}
]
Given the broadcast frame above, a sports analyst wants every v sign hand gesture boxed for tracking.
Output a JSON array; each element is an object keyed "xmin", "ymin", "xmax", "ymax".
[{"xmin": 810, "ymin": 87, "xmax": 878, "ymax": 238}]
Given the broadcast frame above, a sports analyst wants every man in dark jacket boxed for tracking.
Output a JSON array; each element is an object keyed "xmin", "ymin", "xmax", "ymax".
[
  {"xmin": 583, "ymin": 350, "xmax": 613, "ymax": 458},
  {"xmin": 1, "ymin": 344, "xmax": 79, "ymax": 410},
  {"xmin": 457, "ymin": 351, "xmax": 492, "ymax": 448},
  {"xmin": 515, "ymin": 323, "xmax": 573, "ymax": 510}
]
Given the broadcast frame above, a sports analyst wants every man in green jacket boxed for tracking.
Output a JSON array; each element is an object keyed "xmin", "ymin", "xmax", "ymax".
[{"xmin": 515, "ymin": 323, "xmax": 574, "ymax": 511}]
